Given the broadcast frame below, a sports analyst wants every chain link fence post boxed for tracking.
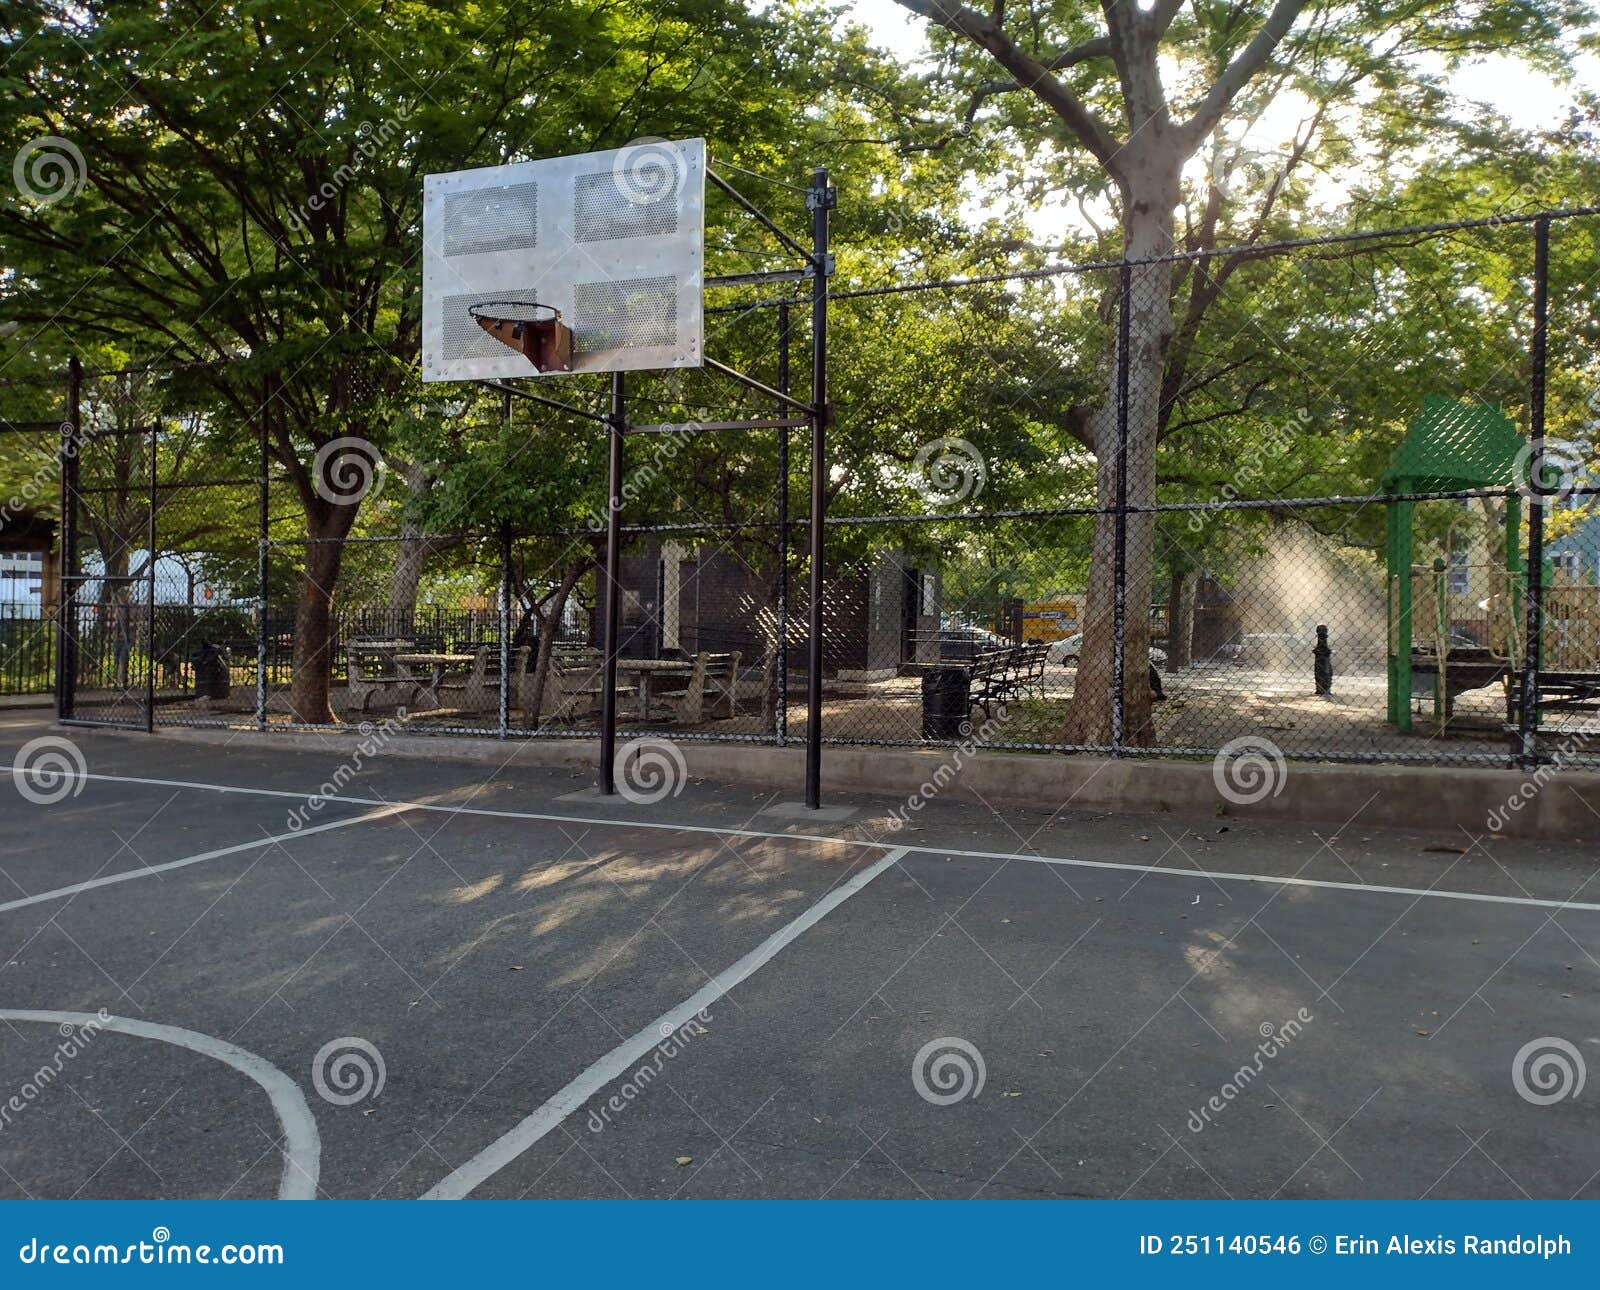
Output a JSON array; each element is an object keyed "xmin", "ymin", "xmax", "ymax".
[
  {"xmin": 1110, "ymin": 259, "xmax": 1132, "ymax": 757},
  {"xmin": 1519, "ymin": 216, "xmax": 1550, "ymax": 773}
]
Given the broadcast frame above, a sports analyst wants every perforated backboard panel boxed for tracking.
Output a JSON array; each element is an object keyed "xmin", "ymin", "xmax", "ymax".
[{"xmin": 422, "ymin": 139, "xmax": 704, "ymax": 381}]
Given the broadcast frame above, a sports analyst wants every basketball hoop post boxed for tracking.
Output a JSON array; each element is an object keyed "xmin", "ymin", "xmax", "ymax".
[
  {"xmin": 599, "ymin": 371, "xmax": 626, "ymax": 795},
  {"xmin": 805, "ymin": 166, "xmax": 832, "ymax": 810}
]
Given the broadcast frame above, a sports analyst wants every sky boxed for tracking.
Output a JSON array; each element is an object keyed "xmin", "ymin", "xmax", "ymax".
[
  {"xmin": 848, "ymin": 0, "xmax": 1599, "ymax": 134},
  {"xmin": 845, "ymin": 0, "xmax": 1599, "ymax": 239}
]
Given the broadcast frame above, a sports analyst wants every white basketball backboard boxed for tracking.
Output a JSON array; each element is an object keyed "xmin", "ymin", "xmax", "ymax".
[{"xmin": 422, "ymin": 139, "xmax": 705, "ymax": 382}]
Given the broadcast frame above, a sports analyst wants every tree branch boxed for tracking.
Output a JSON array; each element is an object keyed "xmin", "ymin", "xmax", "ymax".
[
  {"xmin": 895, "ymin": 0, "xmax": 1125, "ymax": 176},
  {"xmin": 1179, "ymin": 0, "xmax": 1308, "ymax": 148}
]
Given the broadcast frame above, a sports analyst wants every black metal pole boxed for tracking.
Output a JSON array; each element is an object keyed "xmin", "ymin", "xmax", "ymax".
[
  {"xmin": 805, "ymin": 167, "xmax": 831, "ymax": 809},
  {"xmin": 1110, "ymin": 260, "xmax": 1131, "ymax": 755},
  {"xmin": 256, "ymin": 383, "xmax": 269, "ymax": 729},
  {"xmin": 498, "ymin": 522, "xmax": 511, "ymax": 740},
  {"xmin": 58, "ymin": 357, "xmax": 82, "ymax": 721},
  {"xmin": 776, "ymin": 301, "xmax": 790, "ymax": 748},
  {"xmin": 498, "ymin": 383, "xmax": 513, "ymax": 740},
  {"xmin": 1520, "ymin": 216, "xmax": 1550, "ymax": 771},
  {"xmin": 145, "ymin": 424, "xmax": 157, "ymax": 732},
  {"xmin": 599, "ymin": 372, "xmax": 626, "ymax": 794}
]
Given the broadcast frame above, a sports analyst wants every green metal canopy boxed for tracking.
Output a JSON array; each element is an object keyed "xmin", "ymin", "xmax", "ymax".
[
  {"xmin": 1382, "ymin": 395, "xmax": 1525, "ymax": 734},
  {"xmin": 1380, "ymin": 394, "xmax": 1523, "ymax": 493}
]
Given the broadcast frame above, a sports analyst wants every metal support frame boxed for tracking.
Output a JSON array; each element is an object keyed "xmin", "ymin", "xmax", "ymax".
[
  {"xmin": 256, "ymin": 383, "xmax": 269, "ymax": 730},
  {"xmin": 805, "ymin": 166, "xmax": 832, "ymax": 809},
  {"xmin": 708, "ymin": 167, "xmax": 814, "ymax": 265},
  {"xmin": 702, "ymin": 357, "xmax": 815, "ymax": 414},
  {"xmin": 1110, "ymin": 261, "xmax": 1131, "ymax": 755},
  {"xmin": 57, "ymin": 357, "xmax": 82, "ymax": 721},
  {"xmin": 145, "ymin": 422, "xmax": 157, "ymax": 732},
  {"xmin": 599, "ymin": 372, "xmax": 626, "ymax": 794},
  {"xmin": 777, "ymin": 301, "xmax": 791, "ymax": 748},
  {"xmin": 628, "ymin": 418, "xmax": 808, "ymax": 436},
  {"xmin": 1520, "ymin": 216, "xmax": 1550, "ymax": 771},
  {"xmin": 569, "ymin": 161, "xmax": 828, "ymax": 804}
]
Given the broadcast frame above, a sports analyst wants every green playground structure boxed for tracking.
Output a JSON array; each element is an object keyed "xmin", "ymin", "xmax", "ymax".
[{"xmin": 1381, "ymin": 396, "xmax": 1525, "ymax": 733}]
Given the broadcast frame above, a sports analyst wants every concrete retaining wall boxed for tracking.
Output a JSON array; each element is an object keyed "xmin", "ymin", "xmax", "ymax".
[{"xmin": 102, "ymin": 724, "xmax": 1600, "ymax": 843}]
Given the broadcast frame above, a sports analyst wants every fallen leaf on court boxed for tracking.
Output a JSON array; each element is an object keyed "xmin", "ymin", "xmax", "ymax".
[
  {"xmin": 1422, "ymin": 845, "xmax": 1467, "ymax": 854},
  {"xmin": 675, "ymin": 1156, "xmax": 693, "ymax": 1166},
  {"xmin": 1415, "ymin": 1029, "xmax": 1430, "ymax": 1036}
]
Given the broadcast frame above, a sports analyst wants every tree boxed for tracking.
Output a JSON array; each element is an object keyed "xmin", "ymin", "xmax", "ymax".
[
  {"xmin": 0, "ymin": 0, "xmax": 871, "ymax": 722},
  {"xmin": 891, "ymin": 0, "xmax": 1591, "ymax": 744}
]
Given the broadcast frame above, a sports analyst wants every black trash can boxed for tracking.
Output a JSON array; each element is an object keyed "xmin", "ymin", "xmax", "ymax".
[
  {"xmin": 921, "ymin": 667, "xmax": 970, "ymax": 739},
  {"xmin": 192, "ymin": 642, "xmax": 231, "ymax": 700}
]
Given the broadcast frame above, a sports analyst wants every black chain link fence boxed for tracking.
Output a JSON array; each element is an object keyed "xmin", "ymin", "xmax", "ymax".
[{"xmin": 7, "ymin": 210, "xmax": 1597, "ymax": 774}]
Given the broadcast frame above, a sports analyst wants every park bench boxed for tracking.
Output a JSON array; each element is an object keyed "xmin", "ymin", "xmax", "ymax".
[{"xmin": 965, "ymin": 642, "xmax": 1050, "ymax": 719}]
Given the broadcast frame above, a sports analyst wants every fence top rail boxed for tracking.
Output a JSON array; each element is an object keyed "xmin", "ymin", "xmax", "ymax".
[{"xmin": 709, "ymin": 205, "xmax": 1600, "ymax": 313}]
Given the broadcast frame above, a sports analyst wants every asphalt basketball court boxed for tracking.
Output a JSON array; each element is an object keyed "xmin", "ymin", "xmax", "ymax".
[{"xmin": 1, "ymin": 708, "xmax": 1596, "ymax": 1200}]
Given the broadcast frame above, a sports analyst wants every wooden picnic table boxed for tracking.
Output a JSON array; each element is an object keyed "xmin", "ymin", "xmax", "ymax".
[
  {"xmin": 615, "ymin": 657, "xmax": 692, "ymax": 721},
  {"xmin": 394, "ymin": 651, "xmax": 477, "ymax": 709}
]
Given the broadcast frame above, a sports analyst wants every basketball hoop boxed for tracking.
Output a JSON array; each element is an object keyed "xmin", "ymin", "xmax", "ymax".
[{"xmin": 468, "ymin": 300, "xmax": 573, "ymax": 373}]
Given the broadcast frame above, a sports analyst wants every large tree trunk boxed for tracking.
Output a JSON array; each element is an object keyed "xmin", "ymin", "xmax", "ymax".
[
  {"xmin": 288, "ymin": 498, "xmax": 357, "ymax": 723},
  {"xmin": 518, "ymin": 560, "xmax": 587, "ymax": 727},
  {"xmin": 385, "ymin": 463, "xmax": 461, "ymax": 635},
  {"xmin": 1059, "ymin": 174, "xmax": 1176, "ymax": 747}
]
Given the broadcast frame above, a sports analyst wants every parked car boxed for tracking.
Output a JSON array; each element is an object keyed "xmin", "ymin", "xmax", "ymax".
[
  {"xmin": 936, "ymin": 626, "xmax": 1011, "ymax": 660},
  {"xmin": 1047, "ymin": 633, "xmax": 1168, "ymax": 667}
]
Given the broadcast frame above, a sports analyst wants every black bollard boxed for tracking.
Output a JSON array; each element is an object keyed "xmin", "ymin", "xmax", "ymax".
[{"xmin": 1314, "ymin": 624, "xmax": 1333, "ymax": 696}]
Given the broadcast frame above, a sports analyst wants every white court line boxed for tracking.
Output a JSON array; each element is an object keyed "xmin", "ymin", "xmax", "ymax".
[
  {"xmin": 421, "ymin": 844, "xmax": 911, "ymax": 1199},
  {"xmin": 9, "ymin": 763, "xmax": 1600, "ymax": 916},
  {"xmin": 0, "ymin": 1009, "xmax": 320, "ymax": 1199},
  {"xmin": 0, "ymin": 801, "xmax": 413, "ymax": 915}
]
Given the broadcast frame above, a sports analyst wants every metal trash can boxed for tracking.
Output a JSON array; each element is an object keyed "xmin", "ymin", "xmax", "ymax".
[
  {"xmin": 921, "ymin": 667, "xmax": 970, "ymax": 739},
  {"xmin": 192, "ymin": 642, "xmax": 230, "ymax": 700}
]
